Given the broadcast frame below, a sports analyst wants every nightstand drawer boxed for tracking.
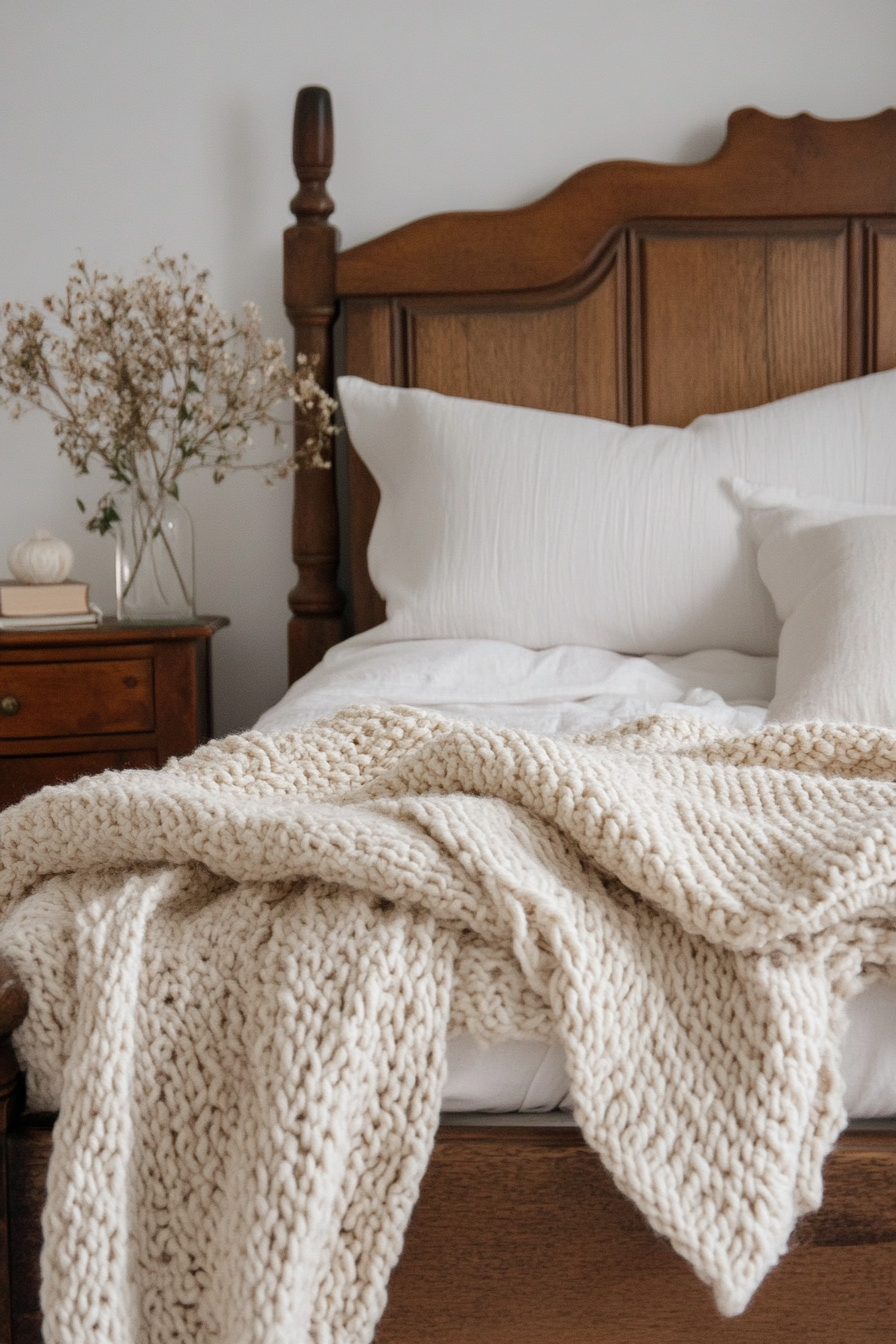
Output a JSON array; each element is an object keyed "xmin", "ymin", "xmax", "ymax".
[
  {"xmin": 0, "ymin": 658, "xmax": 154, "ymax": 739},
  {"xmin": 0, "ymin": 748, "xmax": 158, "ymax": 808}
]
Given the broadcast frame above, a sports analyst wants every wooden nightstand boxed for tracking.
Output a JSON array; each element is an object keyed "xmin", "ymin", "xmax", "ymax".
[{"xmin": 0, "ymin": 617, "xmax": 228, "ymax": 810}]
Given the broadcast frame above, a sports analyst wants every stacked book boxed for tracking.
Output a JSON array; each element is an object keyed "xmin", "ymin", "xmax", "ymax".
[{"xmin": 0, "ymin": 580, "xmax": 101, "ymax": 630}]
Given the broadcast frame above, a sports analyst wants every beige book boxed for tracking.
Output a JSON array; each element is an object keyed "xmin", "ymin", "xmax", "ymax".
[{"xmin": 0, "ymin": 581, "xmax": 90, "ymax": 617}]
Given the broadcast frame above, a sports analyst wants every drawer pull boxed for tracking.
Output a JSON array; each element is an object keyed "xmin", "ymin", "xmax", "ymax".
[{"xmin": 1, "ymin": 695, "xmax": 20, "ymax": 716}]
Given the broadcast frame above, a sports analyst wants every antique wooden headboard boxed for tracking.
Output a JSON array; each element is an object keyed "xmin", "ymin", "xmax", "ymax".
[{"xmin": 284, "ymin": 87, "xmax": 896, "ymax": 683}]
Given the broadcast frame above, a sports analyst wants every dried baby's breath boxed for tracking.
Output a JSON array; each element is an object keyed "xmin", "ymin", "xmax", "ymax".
[{"xmin": 0, "ymin": 253, "xmax": 337, "ymax": 534}]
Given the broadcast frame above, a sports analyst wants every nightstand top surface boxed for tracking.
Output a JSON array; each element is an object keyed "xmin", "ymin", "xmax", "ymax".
[{"xmin": 0, "ymin": 616, "xmax": 229, "ymax": 648}]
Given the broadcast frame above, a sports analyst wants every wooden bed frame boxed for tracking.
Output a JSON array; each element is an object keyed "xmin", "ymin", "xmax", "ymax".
[{"xmin": 1, "ymin": 86, "xmax": 896, "ymax": 1344}]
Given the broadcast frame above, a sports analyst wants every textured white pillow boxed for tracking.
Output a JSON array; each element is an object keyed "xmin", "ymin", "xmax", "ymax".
[
  {"xmin": 339, "ymin": 370, "xmax": 896, "ymax": 656},
  {"xmin": 734, "ymin": 480, "xmax": 896, "ymax": 724}
]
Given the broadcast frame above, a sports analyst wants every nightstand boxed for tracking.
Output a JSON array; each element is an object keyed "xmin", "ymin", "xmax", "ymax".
[{"xmin": 0, "ymin": 617, "xmax": 228, "ymax": 810}]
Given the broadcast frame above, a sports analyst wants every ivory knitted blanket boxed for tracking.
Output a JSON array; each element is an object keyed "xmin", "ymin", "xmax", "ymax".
[{"xmin": 2, "ymin": 707, "xmax": 896, "ymax": 1341}]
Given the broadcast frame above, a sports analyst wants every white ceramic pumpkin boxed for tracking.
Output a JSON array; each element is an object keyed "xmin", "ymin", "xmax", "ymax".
[{"xmin": 7, "ymin": 530, "xmax": 74, "ymax": 584}]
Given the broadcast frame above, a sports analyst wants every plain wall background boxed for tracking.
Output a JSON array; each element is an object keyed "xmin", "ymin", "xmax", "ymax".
[{"xmin": 2, "ymin": 0, "xmax": 895, "ymax": 734}]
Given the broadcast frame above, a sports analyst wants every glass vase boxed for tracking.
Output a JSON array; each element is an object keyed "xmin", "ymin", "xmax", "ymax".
[{"xmin": 115, "ymin": 487, "xmax": 195, "ymax": 621}]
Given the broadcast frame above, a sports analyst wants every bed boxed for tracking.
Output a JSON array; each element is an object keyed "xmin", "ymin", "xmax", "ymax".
[{"xmin": 3, "ymin": 85, "xmax": 896, "ymax": 1344}]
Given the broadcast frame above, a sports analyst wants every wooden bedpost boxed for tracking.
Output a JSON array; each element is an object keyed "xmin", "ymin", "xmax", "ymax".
[{"xmin": 284, "ymin": 86, "xmax": 344, "ymax": 684}]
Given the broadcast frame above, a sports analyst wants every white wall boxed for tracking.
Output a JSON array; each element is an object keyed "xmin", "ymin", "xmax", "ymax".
[{"xmin": 2, "ymin": 0, "xmax": 895, "ymax": 734}]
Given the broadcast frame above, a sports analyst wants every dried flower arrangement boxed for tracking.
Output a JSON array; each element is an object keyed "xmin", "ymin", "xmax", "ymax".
[
  {"xmin": 0, "ymin": 252, "xmax": 336, "ymax": 531},
  {"xmin": 0, "ymin": 252, "xmax": 337, "ymax": 616}
]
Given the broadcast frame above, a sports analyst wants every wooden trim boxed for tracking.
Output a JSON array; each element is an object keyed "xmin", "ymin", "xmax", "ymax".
[
  {"xmin": 627, "ymin": 225, "xmax": 644, "ymax": 425},
  {"xmin": 614, "ymin": 234, "xmax": 630, "ymax": 424},
  {"xmin": 864, "ymin": 217, "xmax": 896, "ymax": 373},
  {"xmin": 847, "ymin": 217, "xmax": 866, "ymax": 377}
]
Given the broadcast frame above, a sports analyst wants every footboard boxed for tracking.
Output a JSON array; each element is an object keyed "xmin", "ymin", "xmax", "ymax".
[
  {"xmin": 379, "ymin": 1122, "xmax": 896, "ymax": 1344},
  {"xmin": 1, "ymin": 951, "xmax": 895, "ymax": 1344}
]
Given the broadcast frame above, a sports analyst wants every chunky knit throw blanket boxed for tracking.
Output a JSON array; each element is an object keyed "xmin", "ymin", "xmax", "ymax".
[{"xmin": 2, "ymin": 707, "xmax": 896, "ymax": 1340}]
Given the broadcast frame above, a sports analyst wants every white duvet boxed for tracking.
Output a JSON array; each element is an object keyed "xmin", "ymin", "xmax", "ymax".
[{"xmin": 257, "ymin": 635, "xmax": 896, "ymax": 1118}]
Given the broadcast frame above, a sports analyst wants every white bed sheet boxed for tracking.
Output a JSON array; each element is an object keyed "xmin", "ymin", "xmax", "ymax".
[
  {"xmin": 256, "ymin": 635, "xmax": 896, "ymax": 1118},
  {"xmin": 257, "ymin": 636, "xmax": 776, "ymax": 736}
]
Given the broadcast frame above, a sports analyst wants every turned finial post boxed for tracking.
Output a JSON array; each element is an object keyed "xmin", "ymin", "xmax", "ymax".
[
  {"xmin": 284, "ymin": 85, "xmax": 344, "ymax": 682},
  {"xmin": 291, "ymin": 86, "xmax": 335, "ymax": 224}
]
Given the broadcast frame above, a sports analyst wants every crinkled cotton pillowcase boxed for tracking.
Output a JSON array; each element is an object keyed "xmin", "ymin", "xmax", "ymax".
[
  {"xmin": 338, "ymin": 370, "xmax": 896, "ymax": 659},
  {"xmin": 733, "ymin": 480, "xmax": 896, "ymax": 725}
]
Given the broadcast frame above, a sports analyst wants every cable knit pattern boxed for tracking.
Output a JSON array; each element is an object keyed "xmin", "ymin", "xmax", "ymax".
[{"xmin": 3, "ymin": 706, "xmax": 896, "ymax": 1336}]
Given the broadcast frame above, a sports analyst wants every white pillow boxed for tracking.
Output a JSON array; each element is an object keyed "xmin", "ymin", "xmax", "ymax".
[
  {"xmin": 734, "ymin": 480, "xmax": 896, "ymax": 724},
  {"xmin": 339, "ymin": 371, "xmax": 896, "ymax": 656}
]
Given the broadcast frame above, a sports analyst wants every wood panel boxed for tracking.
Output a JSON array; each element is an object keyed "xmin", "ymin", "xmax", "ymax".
[
  {"xmin": 409, "ymin": 308, "xmax": 578, "ymax": 410},
  {"xmin": 343, "ymin": 299, "xmax": 393, "ymax": 386},
  {"xmin": 405, "ymin": 265, "xmax": 620, "ymax": 420},
  {"xmin": 765, "ymin": 231, "xmax": 849, "ymax": 399},
  {"xmin": 376, "ymin": 1126, "xmax": 896, "ymax": 1344},
  {"xmin": 632, "ymin": 223, "xmax": 849, "ymax": 426},
  {"xmin": 574, "ymin": 256, "xmax": 621, "ymax": 421}
]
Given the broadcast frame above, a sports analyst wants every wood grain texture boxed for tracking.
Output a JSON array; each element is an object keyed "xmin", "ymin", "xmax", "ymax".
[
  {"xmin": 765, "ymin": 229, "xmax": 848, "ymax": 399},
  {"xmin": 574, "ymin": 259, "xmax": 621, "ymax": 420},
  {"xmin": 631, "ymin": 222, "xmax": 848, "ymax": 425},
  {"xmin": 376, "ymin": 1126, "xmax": 896, "ymax": 1344},
  {"xmin": 409, "ymin": 307, "xmax": 578, "ymax": 409}
]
